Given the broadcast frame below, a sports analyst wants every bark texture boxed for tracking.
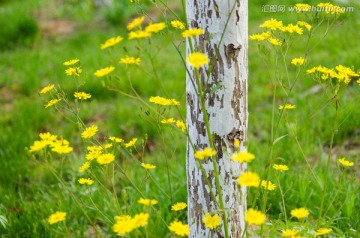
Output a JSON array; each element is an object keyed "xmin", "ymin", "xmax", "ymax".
[{"xmin": 186, "ymin": 0, "xmax": 248, "ymax": 237}]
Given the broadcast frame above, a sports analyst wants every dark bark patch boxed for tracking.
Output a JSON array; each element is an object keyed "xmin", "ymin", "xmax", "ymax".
[{"xmin": 225, "ymin": 44, "xmax": 242, "ymax": 69}]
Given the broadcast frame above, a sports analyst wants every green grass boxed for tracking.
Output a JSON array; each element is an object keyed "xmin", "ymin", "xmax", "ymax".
[{"xmin": 0, "ymin": 0, "xmax": 359, "ymax": 237}]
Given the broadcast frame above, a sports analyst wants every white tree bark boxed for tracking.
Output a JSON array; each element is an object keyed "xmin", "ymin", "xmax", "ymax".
[{"xmin": 186, "ymin": 0, "xmax": 248, "ymax": 237}]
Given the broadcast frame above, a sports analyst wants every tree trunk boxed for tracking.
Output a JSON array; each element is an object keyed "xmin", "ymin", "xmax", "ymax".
[{"xmin": 186, "ymin": 0, "xmax": 248, "ymax": 237}]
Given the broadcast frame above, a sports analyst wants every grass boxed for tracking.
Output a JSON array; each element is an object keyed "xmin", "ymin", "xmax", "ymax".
[{"xmin": 0, "ymin": 0, "xmax": 359, "ymax": 237}]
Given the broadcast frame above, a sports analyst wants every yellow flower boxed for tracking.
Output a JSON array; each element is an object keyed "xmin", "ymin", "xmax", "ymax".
[
  {"xmin": 149, "ymin": 96, "xmax": 180, "ymax": 106},
  {"xmin": 47, "ymin": 211, "xmax": 66, "ymax": 225},
  {"xmin": 202, "ymin": 213, "xmax": 221, "ymax": 229},
  {"xmin": 294, "ymin": 3, "xmax": 311, "ymax": 12},
  {"xmin": 145, "ymin": 22, "xmax": 166, "ymax": 33},
  {"xmin": 119, "ymin": 56, "xmax": 141, "ymax": 65},
  {"xmin": 279, "ymin": 104, "xmax": 296, "ymax": 110},
  {"xmin": 268, "ymin": 37, "xmax": 281, "ymax": 46},
  {"xmin": 315, "ymin": 228, "xmax": 332, "ymax": 236},
  {"xmin": 280, "ymin": 24, "xmax": 303, "ymax": 35},
  {"xmin": 260, "ymin": 180, "xmax": 276, "ymax": 191},
  {"xmin": 45, "ymin": 99, "xmax": 61, "ymax": 108},
  {"xmin": 40, "ymin": 84, "xmax": 54, "ymax": 94},
  {"xmin": 65, "ymin": 67, "xmax": 82, "ymax": 76},
  {"xmin": 238, "ymin": 171, "xmax": 260, "ymax": 187},
  {"xmin": 78, "ymin": 161, "xmax": 91, "ymax": 172},
  {"xmin": 273, "ymin": 164, "xmax": 289, "ymax": 171},
  {"xmin": 138, "ymin": 198, "xmax": 158, "ymax": 206},
  {"xmin": 128, "ymin": 30, "xmax": 151, "ymax": 39},
  {"xmin": 245, "ymin": 208, "xmax": 266, "ymax": 225},
  {"xmin": 171, "ymin": 202, "xmax": 187, "ymax": 211},
  {"xmin": 187, "ymin": 52, "xmax": 209, "ymax": 68},
  {"xmin": 132, "ymin": 213, "xmax": 149, "ymax": 228},
  {"xmin": 125, "ymin": 138, "xmax": 137, "ymax": 148},
  {"xmin": 94, "ymin": 66, "xmax": 115, "ymax": 77},
  {"xmin": 109, "ymin": 136, "xmax": 124, "ymax": 143},
  {"xmin": 112, "ymin": 215, "xmax": 136, "ymax": 236},
  {"xmin": 175, "ymin": 120, "xmax": 186, "ymax": 132},
  {"xmin": 290, "ymin": 208, "xmax": 309, "ymax": 219},
  {"xmin": 194, "ymin": 147, "xmax": 216, "ymax": 160},
  {"xmin": 96, "ymin": 153, "xmax": 115, "ymax": 165},
  {"xmin": 249, "ymin": 31, "xmax": 271, "ymax": 42},
  {"xmin": 297, "ymin": 21, "xmax": 312, "ymax": 31},
  {"xmin": 51, "ymin": 145, "xmax": 73, "ymax": 154},
  {"xmin": 103, "ymin": 143, "xmax": 113, "ymax": 149},
  {"xmin": 86, "ymin": 150, "xmax": 102, "ymax": 161},
  {"xmin": 74, "ymin": 92, "xmax": 91, "ymax": 100},
  {"xmin": 338, "ymin": 157, "xmax": 354, "ymax": 167},
  {"xmin": 171, "ymin": 20, "xmax": 185, "ymax": 30},
  {"xmin": 260, "ymin": 18, "xmax": 283, "ymax": 30},
  {"xmin": 141, "ymin": 163, "xmax": 156, "ymax": 170},
  {"xmin": 161, "ymin": 118, "xmax": 175, "ymax": 124},
  {"xmin": 39, "ymin": 132, "xmax": 57, "ymax": 141},
  {"xmin": 29, "ymin": 140, "xmax": 49, "ymax": 152},
  {"xmin": 281, "ymin": 229, "xmax": 300, "ymax": 237},
  {"xmin": 168, "ymin": 221, "xmax": 190, "ymax": 237},
  {"xmin": 231, "ymin": 151, "xmax": 255, "ymax": 163},
  {"xmin": 127, "ymin": 16, "xmax": 145, "ymax": 30},
  {"xmin": 291, "ymin": 57, "xmax": 306, "ymax": 66},
  {"xmin": 234, "ymin": 139, "xmax": 240, "ymax": 149},
  {"xmin": 182, "ymin": 28, "xmax": 204, "ymax": 37},
  {"xmin": 78, "ymin": 178, "xmax": 94, "ymax": 185},
  {"xmin": 81, "ymin": 125, "xmax": 98, "ymax": 139},
  {"xmin": 63, "ymin": 58, "xmax": 79, "ymax": 66},
  {"xmin": 101, "ymin": 36, "xmax": 123, "ymax": 49}
]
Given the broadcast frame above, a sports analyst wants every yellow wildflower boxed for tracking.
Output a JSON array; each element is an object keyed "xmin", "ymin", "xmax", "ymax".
[
  {"xmin": 86, "ymin": 150, "xmax": 102, "ymax": 161},
  {"xmin": 78, "ymin": 161, "xmax": 91, "ymax": 172},
  {"xmin": 29, "ymin": 140, "xmax": 48, "ymax": 152},
  {"xmin": 138, "ymin": 198, "xmax": 158, "ymax": 206},
  {"xmin": 260, "ymin": 180, "xmax": 276, "ymax": 191},
  {"xmin": 281, "ymin": 229, "xmax": 300, "ymax": 237},
  {"xmin": 260, "ymin": 18, "xmax": 283, "ymax": 30},
  {"xmin": 297, "ymin": 21, "xmax": 312, "ymax": 31},
  {"xmin": 194, "ymin": 147, "xmax": 216, "ymax": 160},
  {"xmin": 119, "ymin": 56, "xmax": 141, "ymax": 65},
  {"xmin": 231, "ymin": 151, "xmax": 255, "ymax": 163},
  {"xmin": 273, "ymin": 164, "xmax": 289, "ymax": 171},
  {"xmin": 45, "ymin": 99, "xmax": 61, "ymax": 108},
  {"xmin": 141, "ymin": 163, "xmax": 156, "ymax": 170},
  {"xmin": 161, "ymin": 118, "xmax": 175, "ymax": 124},
  {"xmin": 171, "ymin": 20, "xmax": 185, "ymax": 30},
  {"xmin": 74, "ymin": 92, "xmax": 91, "ymax": 100},
  {"xmin": 96, "ymin": 153, "xmax": 115, "ymax": 165},
  {"xmin": 280, "ymin": 24, "xmax": 303, "ymax": 35},
  {"xmin": 234, "ymin": 139, "xmax": 240, "ymax": 149},
  {"xmin": 47, "ymin": 211, "xmax": 66, "ymax": 225},
  {"xmin": 290, "ymin": 208, "xmax": 309, "ymax": 219},
  {"xmin": 112, "ymin": 215, "xmax": 136, "ymax": 236},
  {"xmin": 182, "ymin": 28, "xmax": 204, "ymax": 37},
  {"xmin": 279, "ymin": 104, "xmax": 296, "ymax": 110},
  {"xmin": 40, "ymin": 84, "xmax": 54, "ymax": 94},
  {"xmin": 291, "ymin": 57, "xmax": 306, "ymax": 66},
  {"xmin": 315, "ymin": 228, "xmax": 332, "ymax": 236},
  {"xmin": 250, "ymin": 31, "xmax": 271, "ymax": 42},
  {"xmin": 132, "ymin": 213, "xmax": 149, "ymax": 228},
  {"xmin": 65, "ymin": 67, "xmax": 82, "ymax": 76},
  {"xmin": 101, "ymin": 36, "xmax": 123, "ymax": 49},
  {"xmin": 238, "ymin": 171, "xmax": 260, "ymax": 187},
  {"xmin": 81, "ymin": 125, "xmax": 98, "ymax": 139},
  {"xmin": 78, "ymin": 178, "xmax": 94, "ymax": 185},
  {"xmin": 51, "ymin": 145, "xmax": 73, "ymax": 154},
  {"xmin": 268, "ymin": 37, "xmax": 281, "ymax": 46},
  {"xmin": 128, "ymin": 30, "xmax": 151, "ymax": 39},
  {"xmin": 171, "ymin": 202, "xmax": 187, "ymax": 211},
  {"xmin": 245, "ymin": 208, "xmax": 266, "ymax": 225},
  {"xmin": 168, "ymin": 221, "xmax": 190, "ymax": 237},
  {"xmin": 125, "ymin": 138, "xmax": 137, "ymax": 148},
  {"xmin": 63, "ymin": 58, "xmax": 79, "ymax": 66},
  {"xmin": 187, "ymin": 52, "xmax": 209, "ymax": 68},
  {"xmin": 39, "ymin": 132, "xmax": 57, "ymax": 141},
  {"xmin": 175, "ymin": 120, "xmax": 186, "ymax": 132},
  {"xmin": 203, "ymin": 213, "xmax": 221, "ymax": 229},
  {"xmin": 109, "ymin": 136, "xmax": 124, "ymax": 143},
  {"xmin": 94, "ymin": 66, "xmax": 115, "ymax": 77},
  {"xmin": 127, "ymin": 16, "xmax": 145, "ymax": 30},
  {"xmin": 149, "ymin": 96, "xmax": 180, "ymax": 106},
  {"xmin": 338, "ymin": 157, "xmax": 354, "ymax": 167},
  {"xmin": 145, "ymin": 22, "xmax": 166, "ymax": 33}
]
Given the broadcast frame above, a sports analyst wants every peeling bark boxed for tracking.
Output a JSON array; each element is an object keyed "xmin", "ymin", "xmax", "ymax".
[{"xmin": 186, "ymin": 0, "xmax": 248, "ymax": 237}]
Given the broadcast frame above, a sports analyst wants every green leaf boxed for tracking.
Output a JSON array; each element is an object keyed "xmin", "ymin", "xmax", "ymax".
[{"xmin": 273, "ymin": 134, "xmax": 288, "ymax": 145}]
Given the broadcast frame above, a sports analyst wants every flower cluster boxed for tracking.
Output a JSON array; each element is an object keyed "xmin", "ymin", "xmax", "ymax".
[
  {"xmin": 112, "ymin": 213, "xmax": 149, "ymax": 236},
  {"xmin": 29, "ymin": 132, "xmax": 73, "ymax": 154},
  {"xmin": 307, "ymin": 64, "xmax": 359, "ymax": 85}
]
